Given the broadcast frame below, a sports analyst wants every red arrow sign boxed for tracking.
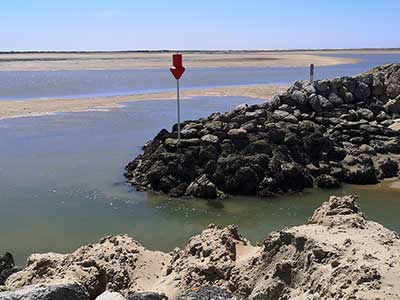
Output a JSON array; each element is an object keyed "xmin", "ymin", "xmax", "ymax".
[
  {"xmin": 170, "ymin": 66, "xmax": 185, "ymax": 80},
  {"xmin": 170, "ymin": 53, "xmax": 185, "ymax": 80}
]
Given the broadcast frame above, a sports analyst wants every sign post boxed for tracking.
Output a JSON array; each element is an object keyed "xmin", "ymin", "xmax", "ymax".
[
  {"xmin": 170, "ymin": 53, "xmax": 186, "ymax": 143},
  {"xmin": 310, "ymin": 63, "xmax": 315, "ymax": 82}
]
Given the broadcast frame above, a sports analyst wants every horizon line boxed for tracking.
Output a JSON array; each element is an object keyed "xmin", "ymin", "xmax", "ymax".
[{"xmin": 1, "ymin": 47, "xmax": 400, "ymax": 54}]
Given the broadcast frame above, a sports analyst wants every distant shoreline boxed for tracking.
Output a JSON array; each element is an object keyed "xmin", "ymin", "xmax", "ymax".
[{"xmin": 1, "ymin": 48, "xmax": 400, "ymax": 54}]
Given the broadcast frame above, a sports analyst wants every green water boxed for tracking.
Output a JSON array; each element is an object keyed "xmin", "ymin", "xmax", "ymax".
[{"xmin": 0, "ymin": 97, "xmax": 399, "ymax": 265}]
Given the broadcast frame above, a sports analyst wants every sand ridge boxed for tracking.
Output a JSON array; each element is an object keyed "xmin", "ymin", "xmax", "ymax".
[{"xmin": 0, "ymin": 85, "xmax": 288, "ymax": 120}]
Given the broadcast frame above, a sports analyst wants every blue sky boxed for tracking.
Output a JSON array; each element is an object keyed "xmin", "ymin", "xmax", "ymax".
[{"xmin": 1, "ymin": 0, "xmax": 399, "ymax": 51}]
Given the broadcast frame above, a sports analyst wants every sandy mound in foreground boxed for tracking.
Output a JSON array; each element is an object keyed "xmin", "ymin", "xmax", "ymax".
[{"xmin": 2, "ymin": 195, "xmax": 400, "ymax": 300}]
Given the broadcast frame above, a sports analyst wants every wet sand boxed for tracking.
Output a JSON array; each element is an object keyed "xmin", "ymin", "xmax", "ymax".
[
  {"xmin": 351, "ymin": 177, "xmax": 400, "ymax": 192},
  {"xmin": 0, "ymin": 84, "xmax": 287, "ymax": 120},
  {"xmin": 0, "ymin": 51, "xmax": 363, "ymax": 71}
]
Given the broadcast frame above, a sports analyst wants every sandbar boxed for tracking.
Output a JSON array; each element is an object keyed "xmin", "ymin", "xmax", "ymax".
[{"xmin": 0, "ymin": 84, "xmax": 288, "ymax": 120}]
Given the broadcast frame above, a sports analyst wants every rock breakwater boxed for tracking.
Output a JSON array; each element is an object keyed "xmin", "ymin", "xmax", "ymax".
[{"xmin": 125, "ymin": 64, "xmax": 400, "ymax": 199}]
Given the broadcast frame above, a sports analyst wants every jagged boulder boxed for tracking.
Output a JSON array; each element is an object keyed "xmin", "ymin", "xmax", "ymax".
[
  {"xmin": 5, "ymin": 235, "xmax": 170, "ymax": 300},
  {"xmin": 247, "ymin": 195, "xmax": 400, "ymax": 299},
  {"xmin": 165, "ymin": 224, "xmax": 247, "ymax": 280}
]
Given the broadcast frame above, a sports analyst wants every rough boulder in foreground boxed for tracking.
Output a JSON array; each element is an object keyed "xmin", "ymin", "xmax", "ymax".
[
  {"xmin": 125, "ymin": 64, "xmax": 400, "ymax": 198},
  {"xmin": 1, "ymin": 195, "xmax": 400, "ymax": 299}
]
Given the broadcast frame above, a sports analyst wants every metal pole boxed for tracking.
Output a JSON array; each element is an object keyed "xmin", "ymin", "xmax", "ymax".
[
  {"xmin": 310, "ymin": 64, "xmax": 314, "ymax": 82},
  {"xmin": 177, "ymin": 79, "xmax": 181, "ymax": 143}
]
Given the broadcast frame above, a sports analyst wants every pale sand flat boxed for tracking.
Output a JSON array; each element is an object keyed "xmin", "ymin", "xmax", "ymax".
[
  {"xmin": 0, "ymin": 51, "xmax": 363, "ymax": 71},
  {"xmin": 0, "ymin": 84, "xmax": 288, "ymax": 120}
]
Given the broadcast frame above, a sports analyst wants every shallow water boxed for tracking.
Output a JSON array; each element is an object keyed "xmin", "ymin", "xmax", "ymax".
[
  {"xmin": 1, "ymin": 53, "xmax": 400, "ymax": 101},
  {"xmin": 0, "ymin": 96, "xmax": 399, "ymax": 265},
  {"xmin": 1, "ymin": 53, "xmax": 400, "ymax": 265}
]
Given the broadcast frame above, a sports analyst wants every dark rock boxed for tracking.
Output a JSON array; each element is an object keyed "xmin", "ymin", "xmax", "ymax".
[
  {"xmin": 384, "ymin": 138, "xmax": 400, "ymax": 154},
  {"xmin": 177, "ymin": 286, "xmax": 236, "ymax": 300},
  {"xmin": 339, "ymin": 86, "xmax": 355, "ymax": 103},
  {"xmin": 359, "ymin": 144, "xmax": 376, "ymax": 155},
  {"xmin": 146, "ymin": 161, "xmax": 167, "ymax": 190},
  {"xmin": 181, "ymin": 128, "xmax": 198, "ymax": 139},
  {"xmin": 269, "ymin": 95, "xmax": 282, "ymax": 109},
  {"xmin": 199, "ymin": 146, "xmax": 219, "ymax": 165},
  {"xmin": 180, "ymin": 138, "xmax": 202, "ymax": 148},
  {"xmin": 354, "ymin": 82, "xmax": 371, "ymax": 99},
  {"xmin": 250, "ymin": 139, "xmax": 272, "ymax": 154},
  {"xmin": 291, "ymin": 90, "xmax": 308, "ymax": 106},
  {"xmin": 204, "ymin": 121, "xmax": 224, "ymax": 132},
  {"xmin": 278, "ymin": 104, "xmax": 293, "ymax": 113},
  {"xmin": 201, "ymin": 134, "xmax": 219, "ymax": 145},
  {"xmin": 328, "ymin": 92, "xmax": 344, "ymax": 106},
  {"xmin": 318, "ymin": 95, "xmax": 333, "ymax": 110},
  {"xmin": 169, "ymin": 183, "xmax": 189, "ymax": 198},
  {"xmin": 271, "ymin": 110, "xmax": 289, "ymax": 121},
  {"xmin": 376, "ymin": 111, "xmax": 389, "ymax": 122},
  {"xmin": 273, "ymin": 262, "xmax": 293, "ymax": 285},
  {"xmin": 371, "ymin": 74, "xmax": 385, "ymax": 96},
  {"xmin": 227, "ymin": 128, "xmax": 249, "ymax": 149},
  {"xmin": 258, "ymin": 177, "xmax": 279, "ymax": 197},
  {"xmin": 384, "ymin": 65, "xmax": 400, "ymax": 98},
  {"xmin": 233, "ymin": 167, "xmax": 259, "ymax": 195},
  {"xmin": 280, "ymin": 162, "xmax": 313, "ymax": 191},
  {"xmin": 342, "ymin": 77, "xmax": 357, "ymax": 93},
  {"xmin": 241, "ymin": 120, "xmax": 258, "ymax": 133},
  {"xmin": 375, "ymin": 156, "xmax": 399, "ymax": 179},
  {"xmin": 384, "ymin": 97, "xmax": 400, "ymax": 114},
  {"xmin": 314, "ymin": 80, "xmax": 330, "ymax": 94},
  {"xmin": 186, "ymin": 175, "xmax": 217, "ymax": 199},
  {"xmin": 343, "ymin": 164, "xmax": 378, "ymax": 184},
  {"xmin": 304, "ymin": 84, "xmax": 316, "ymax": 95},
  {"xmin": 128, "ymin": 292, "xmax": 167, "ymax": 300},
  {"xmin": 315, "ymin": 175, "xmax": 341, "ymax": 189},
  {"xmin": 357, "ymin": 108, "xmax": 374, "ymax": 121},
  {"xmin": 0, "ymin": 283, "xmax": 89, "ymax": 300},
  {"xmin": 309, "ymin": 94, "xmax": 322, "ymax": 113},
  {"xmin": 0, "ymin": 253, "xmax": 20, "ymax": 286}
]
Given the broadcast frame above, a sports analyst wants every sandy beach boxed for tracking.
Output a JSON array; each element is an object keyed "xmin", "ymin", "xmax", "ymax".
[
  {"xmin": 0, "ymin": 50, "xmax": 364, "ymax": 71},
  {"xmin": 0, "ymin": 84, "xmax": 287, "ymax": 120}
]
